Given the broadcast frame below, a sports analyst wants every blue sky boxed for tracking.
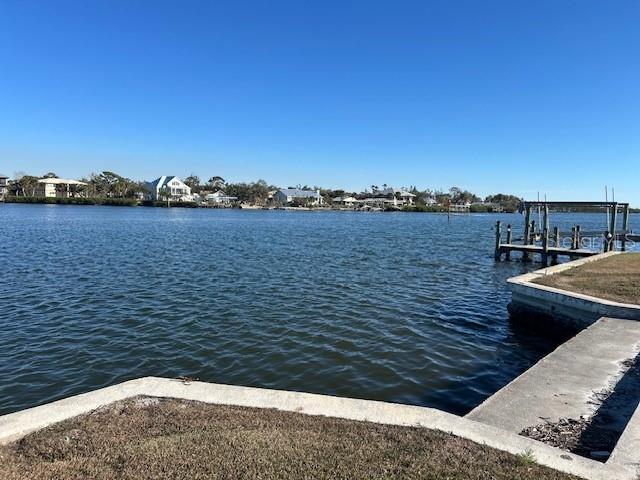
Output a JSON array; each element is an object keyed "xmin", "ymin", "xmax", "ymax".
[{"xmin": 1, "ymin": 1, "xmax": 638, "ymax": 203}]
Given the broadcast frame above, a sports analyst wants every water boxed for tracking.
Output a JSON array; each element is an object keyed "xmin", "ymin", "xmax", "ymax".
[{"xmin": 0, "ymin": 205, "xmax": 635, "ymax": 416}]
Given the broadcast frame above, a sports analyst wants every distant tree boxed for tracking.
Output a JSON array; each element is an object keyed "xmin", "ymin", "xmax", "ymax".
[
  {"xmin": 224, "ymin": 180, "xmax": 269, "ymax": 205},
  {"xmin": 184, "ymin": 174, "xmax": 201, "ymax": 192},
  {"xmin": 42, "ymin": 172, "xmax": 58, "ymax": 178},
  {"xmin": 434, "ymin": 190, "xmax": 450, "ymax": 205},
  {"xmin": 449, "ymin": 187, "xmax": 480, "ymax": 205},
  {"xmin": 485, "ymin": 194, "xmax": 523, "ymax": 212},
  {"xmin": 207, "ymin": 176, "xmax": 225, "ymax": 190},
  {"xmin": 15, "ymin": 175, "xmax": 39, "ymax": 196},
  {"xmin": 87, "ymin": 171, "xmax": 139, "ymax": 198}
]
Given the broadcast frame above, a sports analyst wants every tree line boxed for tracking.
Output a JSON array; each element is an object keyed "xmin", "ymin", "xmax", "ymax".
[{"xmin": 6, "ymin": 171, "xmax": 523, "ymax": 210}]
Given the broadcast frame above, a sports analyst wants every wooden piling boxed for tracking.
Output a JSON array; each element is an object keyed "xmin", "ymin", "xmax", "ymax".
[
  {"xmin": 494, "ymin": 221, "xmax": 502, "ymax": 260},
  {"xmin": 523, "ymin": 206, "xmax": 532, "ymax": 262},
  {"xmin": 610, "ymin": 203, "xmax": 618, "ymax": 251},
  {"xmin": 622, "ymin": 204, "xmax": 630, "ymax": 251},
  {"xmin": 541, "ymin": 227, "xmax": 549, "ymax": 266},
  {"xmin": 505, "ymin": 224, "xmax": 512, "ymax": 261}
]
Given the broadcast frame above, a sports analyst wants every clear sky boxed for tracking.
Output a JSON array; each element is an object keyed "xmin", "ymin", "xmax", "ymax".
[{"xmin": 1, "ymin": 1, "xmax": 638, "ymax": 204}]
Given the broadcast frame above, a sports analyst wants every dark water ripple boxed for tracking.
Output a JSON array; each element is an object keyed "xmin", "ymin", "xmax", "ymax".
[{"xmin": 0, "ymin": 205, "xmax": 636, "ymax": 415}]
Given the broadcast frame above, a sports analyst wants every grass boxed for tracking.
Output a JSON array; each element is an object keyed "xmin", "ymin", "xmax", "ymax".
[
  {"xmin": 0, "ymin": 396, "xmax": 579, "ymax": 480},
  {"xmin": 533, "ymin": 252, "xmax": 640, "ymax": 304}
]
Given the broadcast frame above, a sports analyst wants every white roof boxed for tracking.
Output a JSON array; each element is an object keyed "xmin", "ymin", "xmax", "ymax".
[
  {"xmin": 38, "ymin": 178, "xmax": 87, "ymax": 186},
  {"xmin": 333, "ymin": 196, "xmax": 357, "ymax": 202}
]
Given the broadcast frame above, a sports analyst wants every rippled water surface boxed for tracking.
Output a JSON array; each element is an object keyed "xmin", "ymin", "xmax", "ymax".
[{"xmin": 1, "ymin": 205, "xmax": 635, "ymax": 415}]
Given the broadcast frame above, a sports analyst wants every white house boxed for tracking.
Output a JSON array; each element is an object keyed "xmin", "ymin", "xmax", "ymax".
[
  {"xmin": 206, "ymin": 190, "xmax": 238, "ymax": 206},
  {"xmin": 332, "ymin": 196, "xmax": 357, "ymax": 207},
  {"xmin": 274, "ymin": 189, "xmax": 324, "ymax": 206},
  {"xmin": 378, "ymin": 187, "xmax": 416, "ymax": 207},
  {"xmin": 35, "ymin": 178, "xmax": 88, "ymax": 198},
  {"xmin": 144, "ymin": 176, "xmax": 192, "ymax": 201},
  {"xmin": 0, "ymin": 173, "xmax": 8, "ymax": 198}
]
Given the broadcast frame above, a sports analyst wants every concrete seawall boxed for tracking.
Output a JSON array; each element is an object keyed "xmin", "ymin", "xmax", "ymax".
[{"xmin": 507, "ymin": 252, "xmax": 640, "ymax": 330}]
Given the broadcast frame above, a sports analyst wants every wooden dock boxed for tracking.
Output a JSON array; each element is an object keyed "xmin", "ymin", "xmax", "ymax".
[
  {"xmin": 494, "ymin": 200, "xmax": 633, "ymax": 265},
  {"xmin": 497, "ymin": 244, "xmax": 597, "ymax": 258}
]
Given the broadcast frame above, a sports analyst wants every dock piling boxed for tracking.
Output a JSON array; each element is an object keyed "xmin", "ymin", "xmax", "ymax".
[
  {"xmin": 494, "ymin": 221, "xmax": 502, "ymax": 260},
  {"xmin": 522, "ymin": 206, "xmax": 532, "ymax": 262},
  {"xmin": 505, "ymin": 225, "xmax": 512, "ymax": 261},
  {"xmin": 621, "ymin": 204, "xmax": 630, "ymax": 251},
  {"xmin": 541, "ymin": 227, "xmax": 549, "ymax": 266}
]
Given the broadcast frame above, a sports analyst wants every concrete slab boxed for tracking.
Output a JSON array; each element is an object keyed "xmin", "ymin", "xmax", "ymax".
[
  {"xmin": 0, "ymin": 376, "xmax": 634, "ymax": 480},
  {"xmin": 467, "ymin": 317, "xmax": 640, "ymax": 433}
]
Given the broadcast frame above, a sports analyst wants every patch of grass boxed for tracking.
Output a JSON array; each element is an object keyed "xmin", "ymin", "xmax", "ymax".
[
  {"xmin": 0, "ymin": 397, "xmax": 579, "ymax": 480},
  {"xmin": 517, "ymin": 448, "xmax": 537, "ymax": 466},
  {"xmin": 533, "ymin": 253, "xmax": 640, "ymax": 304}
]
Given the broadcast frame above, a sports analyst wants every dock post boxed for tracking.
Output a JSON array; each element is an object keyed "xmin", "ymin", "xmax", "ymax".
[
  {"xmin": 494, "ymin": 221, "xmax": 502, "ymax": 260},
  {"xmin": 543, "ymin": 204, "xmax": 549, "ymax": 236},
  {"xmin": 530, "ymin": 220, "xmax": 536, "ymax": 244},
  {"xmin": 603, "ymin": 231, "xmax": 610, "ymax": 252},
  {"xmin": 541, "ymin": 204, "xmax": 549, "ymax": 265},
  {"xmin": 576, "ymin": 225, "xmax": 581, "ymax": 250},
  {"xmin": 522, "ymin": 206, "xmax": 532, "ymax": 262},
  {"xmin": 553, "ymin": 226, "xmax": 560, "ymax": 247},
  {"xmin": 571, "ymin": 226, "xmax": 577, "ymax": 250},
  {"xmin": 505, "ymin": 224, "xmax": 512, "ymax": 261},
  {"xmin": 621, "ymin": 204, "xmax": 630, "ymax": 251},
  {"xmin": 609, "ymin": 203, "xmax": 619, "ymax": 251}
]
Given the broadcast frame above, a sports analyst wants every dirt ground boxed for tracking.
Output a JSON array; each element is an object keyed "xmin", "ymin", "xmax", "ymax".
[
  {"xmin": 534, "ymin": 253, "xmax": 640, "ymax": 304},
  {"xmin": 0, "ymin": 396, "xmax": 578, "ymax": 480}
]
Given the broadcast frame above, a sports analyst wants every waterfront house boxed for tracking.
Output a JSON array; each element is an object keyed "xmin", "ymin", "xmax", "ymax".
[
  {"xmin": 144, "ymin": 176, "xmax": 192, "ymax": 201},
  {"xmin": 274, "ymin": 189, "xmax": 324, "ymax": 206},
  {"xmin": 206, "ymin": 190, "xmax": 238, "ymax": 206},
  {"xmin": 332, "ymin": 196, "xmax": 357, "ymax": 207},
  {"xmin": 35, "ymin": 178, "xmax": 88, "ymax": 198},
  {"xmin": 379, "ymin": 187, "xmax": 416, "ymax": 207},
  {"xmin": 0, "ymin": 173, "xmax": 8, "ymax": 198}
]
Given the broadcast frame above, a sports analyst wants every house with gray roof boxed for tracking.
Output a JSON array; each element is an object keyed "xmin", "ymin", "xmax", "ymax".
[
  {"xmin": 274, "ymin": 188, "xmax": 323, "ymax": 206},
  {"xmin": 144, "ymin": 176, "xmax": 192, "ymax": 201}
]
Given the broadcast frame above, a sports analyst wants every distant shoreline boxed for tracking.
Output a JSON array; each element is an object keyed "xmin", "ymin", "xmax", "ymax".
[
  {"xmin": 1, "ymin": 196, "xmax": 517, "ymax": 213},
  {"xmin": 3, "ymin": 198, "xmax": 637, "ymax": 214}
]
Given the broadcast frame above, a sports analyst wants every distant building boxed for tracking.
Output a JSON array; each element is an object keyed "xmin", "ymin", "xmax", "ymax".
[
  {"xmin": 206, "ymin": 190, "xmax": 238, "ymax": 206},
  {"xmin": 144, "ymin": 176, "xmax": 192, "ymax": 201},
  {"xmin": 332, "ymin": 196, "xmax": 357, "ymax": 207},
  {"xmin": 274, "ymin": 189, "xmax": 323, "ymax": 206},
  {"xmin": 379, "ymin": 187, "xmax": 416, "ymax": 207},
  {"xmin": 35, "ymin": 178, "xmax": 88, "ymax": 198},
  {"xmin": 0, "ymin": 174, "xmax": 8, "ymax": 198}
]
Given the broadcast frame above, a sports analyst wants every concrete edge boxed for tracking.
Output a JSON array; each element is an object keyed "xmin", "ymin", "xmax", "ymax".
[
  {"xmin": 466, "ymin": 317, "xmax": 640, "ymax": 428},
  {"xmin": 507, "ymin": 252, "xmax": 640, "ymax": 311},
  {"xmin": 0, "ymin": 377, "xmax": 634, "ymax": 480}
]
